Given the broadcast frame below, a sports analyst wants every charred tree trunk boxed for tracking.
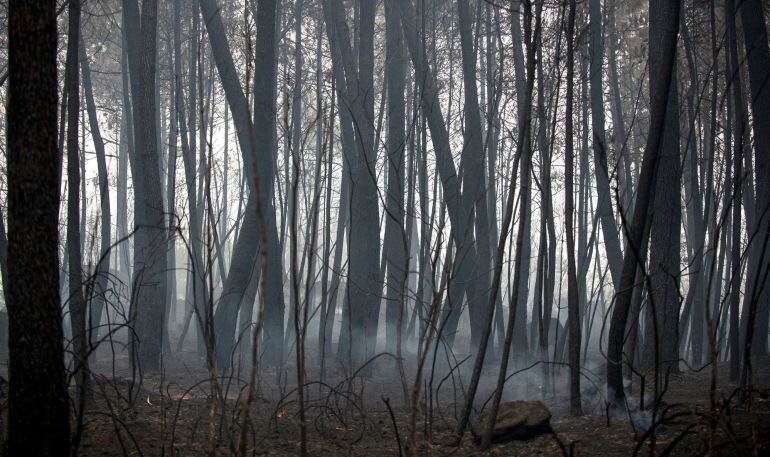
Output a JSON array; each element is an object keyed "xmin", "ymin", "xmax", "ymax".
[
  {"xmin": 384, "ymin": 0, "xmax": 407, "ymax": 357},
  {"xmin": 565, "ymin": 0, "xmax": 582, "ymax": 417},
  {"xmin": 65, "ymin": 0, "xmax": 89, "ymax": 401},
  {"xmin": 739, "ymin": 0, "xmax": 770, "ymax": 359},
  {"xmin": 124, "ymin": 0, "xmax": 168, "ymax": 372},
  {"xmin": 80, "ymin": 37, "xmax": 112, "ymax": 356},
  {"xmin": 606, "ymin": 0, "xmax": 680, "ymax": 408},
  {"xmin": 6, "ymin": 0, "xmax": 70, "ymax": 452}
]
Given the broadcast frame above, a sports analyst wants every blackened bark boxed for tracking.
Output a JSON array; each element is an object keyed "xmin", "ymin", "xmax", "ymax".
[
  {"xmin": 124, "ymin": 0, "xmax": 168, "ymax": 372},
  {"xmin": 80, "ymin": 37, "xmax": 111, "ymax": 353},
  {"xmin": 7, "ymin": 0, "xmax": 70, "ymax": 453},
  {"xmin": 645, "ymin": 20, "xmax": 681, "ymax": 376},
  {"xmin": 740, "ymin": 0, "xmax": 770, "ymax": 358},
  {"xmin": 458, "ymin": 0, "xmax": 492, "ymax": 353},
  {"xmin": 66, "ymin": 0, "xmax": 89, "ymax": 402},
  {"xmin": 565, "ymin": 0, "xmax": 582, "ymax": 417},
  {"xmin": 606, "ymin": 0, "xmax": 680, "ymax": 408},
  {"xmin": 726, "ymin": 0, "xmax": 745, "ymax": 382},
  {"xmin": 384, "ymin": 0, "xmax": 407, "ymax": 356},
  {"xmin": 588, "ymin": 0, "xmax": 622, "ymax": 287},
  {"xmin": 199, "ymin": 0, "xmax": 285, "ymax": 366},
  {"xmin": 393, "ymin": 0, "xmax": 480, "ymax": 351}
]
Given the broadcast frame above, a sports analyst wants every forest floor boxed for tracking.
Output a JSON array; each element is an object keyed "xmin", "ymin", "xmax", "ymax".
[{"xmin": 2, "ymin": 350, "xmax": 769, "ymax": 456}]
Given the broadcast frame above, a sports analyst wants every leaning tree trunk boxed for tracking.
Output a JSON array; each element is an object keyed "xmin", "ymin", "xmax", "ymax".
[
  {"xmin": 588, "ymin": 0, "xmax": 622, "ymax": 288},
  {"xmin": 457, "ymin": 0, "xmax": 492, "ymax": 354},
  {"xmin": 393, "ymin": 0, "xmax": 479, "ymax": 352},
  {"xmin": 510, "ymin": 0, "xmax": 532, "ymax": 356},
  {"xmin": 199, "ymin": 0, "xmax": 285, "ymax": 367},
  {"xmin": 480, "ymin": 3, "xmax": 541, "ymax": 448},
  {"xmin": 80, "ymin": 38, "xmax": 112, "ymax": 354}
]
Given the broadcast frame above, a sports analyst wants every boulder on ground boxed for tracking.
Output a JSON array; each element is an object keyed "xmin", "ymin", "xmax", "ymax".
[{"xmin": 472, "ymin": 400, "xmax": 552, "ymax": 444}]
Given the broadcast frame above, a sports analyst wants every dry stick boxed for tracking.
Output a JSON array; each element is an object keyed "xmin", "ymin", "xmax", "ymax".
[
  {"xmin": 452, "ymin": 0, "xmax": 539, "ymax": 446},
  {"xmin": 383, "ymin": 396, "xmax": 404, "ymax": 457}
]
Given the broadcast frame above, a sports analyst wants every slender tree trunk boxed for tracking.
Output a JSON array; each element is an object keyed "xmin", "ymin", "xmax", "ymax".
[
  {"xmin": 66, "ymin": 0, "xmax": 89, "ymax": 404},
  {"xmin": 510, "ymin": 0, "xmax": 531, "ymax": 356},
  {"xmin": 118, "ymin": 26, "xmax": 133, "ymax": 281},
  {"xmin": 565, "ymin": 0, "xmax": 582, "ymax": 417},
  {"xmin": 80, "ymin": 36, "xmax": 112, "ymax": 355},
  {"xmin": 285, "ymin": 0, "xmax": 304, "ymax": 347},
  {"xmin": 726, "ymin": 0, "xmax": 745, "ymax": 382},
  {"xmin": 588, "ymin": 0, "xmax": 622, "ymax": 288}
]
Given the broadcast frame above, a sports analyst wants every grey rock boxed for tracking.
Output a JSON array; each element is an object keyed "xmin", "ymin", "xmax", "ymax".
[{"xmin": 472, "ymin": 400, "xmax": 553, "ymax": 444}]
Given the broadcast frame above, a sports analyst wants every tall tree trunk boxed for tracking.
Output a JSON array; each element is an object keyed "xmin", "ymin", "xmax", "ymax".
[
  {"xmin": 510, "ymin": 0, "xmax": 531, "ymax": 356},
  {"xmin": 393, "ymin": 0, "xmax": 479, "ymax": 352},
  {"xmin": 384, "ymin": 0, "xmax": 407, "ymax": 357},
  {"xmin": 606, "ymin": 0, "xmax": 680, "ymax": 408},
  {"xmin": 118, "ymin": 25, "xmax": 133, "ymax": 281},
  {"xmin": 480, "ymin": 2, "xmax": 541, "ymax": 448},
  {"xmin": 739, "ymin": 0, "xmax": 770, "ymax": 358},
  {"xmin": 80, "ymin": 36, "xmax": 112, "ymax": 356},
  {"xmin": 124, "ymin": 0, "xmax": 168, "ymax": 372},
  {"xmin": 7, "ymin": 0, "xmax": 70, "ymax": 452},
  {"xmin": 565, "ymin": 0, "xmax": 582, "ymax": 417},
  {"xmin": 588, "ymin": 0, "xmax": 622, "ymax": 288},
  {"xmin": 679, "ymin": 18, "xmax": 706, "ymax": 366},
  {"xmin": 66, "ymin": 0, "xmax": 89, "ymax": 402},
  {"xmin": 164, "ymin": 28, "xmax": 178, "ymax": 345},
  {"xmin": 322, "ymin": 0, "xmax": 382, "ymax": 367},
  {"xmin": 644, "ymin": 32, "xmax": 681, "ymax": 378},
  {"xmin": 726, "ymin": 0, "xmax": 745, "ymax": 382},
  {"xmin": 285, "ymin": 0, "xmax": 304, "ymax": 348},
  {"xmin": 458, "ymin": 0, "xmax": 491, "ymax": 353},
  {"xmin": 199, "ymin": 0, "xmax": 285, "ymax": 366},
  {"xmin": 606, "ymin": 0, "xmax": 633, "ymax": 211}
]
